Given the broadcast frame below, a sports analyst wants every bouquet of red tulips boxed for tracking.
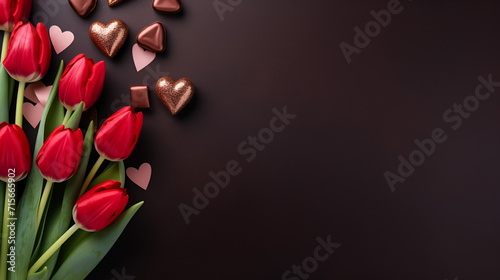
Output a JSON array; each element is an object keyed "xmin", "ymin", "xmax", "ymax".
[{"xmin": 0, "ymin": 0, "xmax": 145, "ymax": 279}]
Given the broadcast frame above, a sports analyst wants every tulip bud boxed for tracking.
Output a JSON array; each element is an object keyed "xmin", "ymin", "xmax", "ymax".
[
  {"xmin": 73, "ymin": 180, "xmax": 128, "ymax": 231},
  {"xmin": 36, "ymin": 125, "xmax": 83, "ymax": 183},
  {"xmin": 2, "ymin": 21, "xmax": 51, "ymax": 83},
  {"xmin": 59, "ymin": 54, "xmax": 106, "ymax": 111},
  {"xmin": 0, "ymin": 122, "xmax": 31, "ymax": 182},
  {"xmin": 95, "ymin": 106, "xmax": 143, "ymax": 161},
  {"xmin": 0, "ymin": 0, "xmax": 32, "ymax": 32}
]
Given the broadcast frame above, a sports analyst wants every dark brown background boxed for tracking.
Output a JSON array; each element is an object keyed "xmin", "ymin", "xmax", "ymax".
[{"xmin": 19, "ymin": 0, "xmax": 500, "ymax": 279}]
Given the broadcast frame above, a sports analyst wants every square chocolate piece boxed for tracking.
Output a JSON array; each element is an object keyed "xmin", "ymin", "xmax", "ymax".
[{"xmin": 130, "ymin": 85, "xmax": 150, "ymax": 109}]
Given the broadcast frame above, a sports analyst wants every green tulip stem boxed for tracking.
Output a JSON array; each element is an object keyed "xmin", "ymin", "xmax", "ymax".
[
  {"xmin": 36, "ymin": 180, "xmax": 53, "ymax": 232},
  {"xmin": 14, "ymin": 82, "xmax": 25, "ymax": 128},
  {"xmin": 1, "ymin": 32, "xmax": 10, "ymax": 63},
  {"xmin": 62, "ymin": 109, "xmax": 73, "ymax": 126},
  {"xmin": 79, "ymin": 155, "xmax": 105, "ymax": 197},
  {"xmin": 0, "ymin": 180, "xmax": 14, "ymax": 280},
  {"xmin": 28, "ymin": 224, "xmax": 79, "ymax": 276}
]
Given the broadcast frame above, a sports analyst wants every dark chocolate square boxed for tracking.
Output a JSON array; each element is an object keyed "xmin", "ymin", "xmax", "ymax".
[{"xmin": 130, "ymin": 85, "xmax": 150, "ymax": 109}]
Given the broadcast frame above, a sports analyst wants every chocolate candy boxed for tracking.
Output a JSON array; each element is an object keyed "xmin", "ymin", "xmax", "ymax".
[
  {"xmin": 108, "ymin": 0, "xmax": 124, "ymax": 6},
  {"xmin": 136, "ymin": 22, "xmax": 166, "ymax": 53},
  {"xmin": 155, "ymin": 77, "xmax": 194, "ymax": 115},
  {"xmin": 152, "ymin": 0, "xmax": 182, "ymax": 14},
  {"xmin": 89, "ymin": 20, "xmax": 128, "ymax": 58},
  {"xmin": 130, "ymin": 85, "xmax": 151, "ymax": 109},
  {"xmin": 69, "ymin": 0, "xmax": 97, "ymax": 17}
]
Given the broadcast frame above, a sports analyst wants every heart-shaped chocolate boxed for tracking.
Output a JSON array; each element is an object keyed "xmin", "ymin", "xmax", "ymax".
[
  {"xmin": 108, "ymin": 0, "xmax": 124, "ymax": 6},
  {"xmin": 155, "ymin": 77, "xmax": 194, "ymax": 115},
  {"xmin": 69, "ymin": 0, "xmax": 97, "ymax": 17},
  {"xmin": 89, "ymin": 20, "xmax": 128, "ymax": 58},
  {"xmin": 152, "ymin": 0, "xmax": 182, "ymax": 14},
  {"xmin": 137, "ymin": 22, "xmax": 166, "ymax": 53}
]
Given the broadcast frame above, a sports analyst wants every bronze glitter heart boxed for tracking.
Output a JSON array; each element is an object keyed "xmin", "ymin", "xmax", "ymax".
[
  {"xmin": 69, "ymin": 0, "xmax": 97, "ymax": 17},
  {"xmin": 155, "ymin": 77, "xmax": 194, "ymax": 115},
  {"xmin": 89, "ymin": 20, "xmax": 128, "ymax": 58}
]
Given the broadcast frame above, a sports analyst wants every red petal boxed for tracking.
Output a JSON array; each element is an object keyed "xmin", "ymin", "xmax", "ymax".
[
  {"xmin": 95, "ymin": 107, "xmax": 135, "ymax": 160},
  {"xmin": 80, "ymin": 180, "xmax": 121, "ymax": 199},
  {"xmin": 12, "ymin": 0, "xmax": 30, "ymax": 24},
  {"xmin": 61, "ymin": 54, "xmax": 85, "ymax": 77},
  {"xmin": 36, "ymin": 126, "xmax": 83, "ymax": 182},
  {"xmin": 83, "ymin": 60, "xmax": 105, "ymax": 110},
  {"xmin": 35, "ymin": 22, "xmax": 51, "ymax": 81},
  {"xmin": 0, "ymin": 123, "xmax": 31, "ymax": 181},
  {"xmin": 59, "ymin": 56, "xmax": 90, "ymax": 110},
  {"xmin": 74, "ymin": 186, "xmax": 127, "ymax": 231},
  {"xmin": 21, "ymin": 0, "xmax": 31, "ymax": 23},
  {"xmin": 3, "ymin": 22, "xmax": 39, "ymax": 82},
  {"xmin": 0, "ymin": 0, "xmax": 13, "ymax": 30}
]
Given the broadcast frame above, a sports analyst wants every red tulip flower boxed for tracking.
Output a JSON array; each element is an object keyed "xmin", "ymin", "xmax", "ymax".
[
  {"xmin": 0, "ymin": 122, "xmax": 31, "ymax": 182},
  {"xmin": 73, "ymin": 180, "xmax": 128, "ymax": 231},
  {"xmin": 59, "ymin": 54, "xmax": 106, "ymax": 111},
  {"xmin": 28, "ymin": 179, "xmax": 129, "ymax": 275},
  {"xmin": 0, "ymin": 0, "xmax": 31, "ymax": 31},
  {"xmin": 3, "ymin": 21, "xmax": 51, "ymax": 83},
  {"xmin": 36, "ymin": 125, "xmax": 83, "ymax": 183},
  {"xmin": 95, "ymin": 106, "xmax": 143, "ymax": 161}
]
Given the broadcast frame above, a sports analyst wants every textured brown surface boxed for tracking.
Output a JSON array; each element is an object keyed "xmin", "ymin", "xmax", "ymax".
[{"xmin": 17, "ymin": 0, "xmax": 500, "ymax": 279}]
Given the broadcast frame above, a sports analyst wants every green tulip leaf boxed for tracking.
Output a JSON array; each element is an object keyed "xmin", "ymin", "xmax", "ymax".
[
  {"xmin": 13, "ymin": 61, "xmax": 64, "ymax": 280},
  {"xmin": 51, "ymin": 201, "xmax": 144, "ymax": 280},
  {"xmin": 29, "ymin": 187, "xmax": 53, "ymax": 267},
  {"xmin": 27, "ymin": 191, "xmax": 54, "ymax": 280},
  {"xmin": 0, "ymin": 64, "xmax": 12, "ymax": 123},
  {"xmin": 60, "ymin": 121, "xmax": 95, "ymax": 230},
  {"xmin": 26, "ymin": 266, "xmax": 47, "ymax": 280},
  {"xmin": 8, "ymin": 69, "xmax": 14, "ymax": 108},
  {"xmin": 89, "ymin": 161, "xmax": 126, "ymax": 189},
  {"xmin": 64, "ymin": 102, "xmax": 84, "ymax": 131},
  {"xmin": 43, "ymin": 97, "xmax": 64, "ymax": 141},
  {"xmin": 27, "ymin": 122, "xmax": 95, "ymax": 279}
]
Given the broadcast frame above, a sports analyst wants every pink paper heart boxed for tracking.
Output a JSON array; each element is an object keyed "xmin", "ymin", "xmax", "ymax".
[
  {"xmin": 132, "ymin": 43, "xmax": 156, "ymax": 72},
  {"xmin": 126, "ymin": 163, "xmax": 152, "ymax": 190},
  {"xmin": 49, "ymin": 25, "xmax": 74, "ymax": 54},
  {"xmin": 23, "ymin": 102, "xmax": 44, "ymax": 128},
  {"xmin": 24, "ymin": 81, "xmax": 52, "ymax": 107}
]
